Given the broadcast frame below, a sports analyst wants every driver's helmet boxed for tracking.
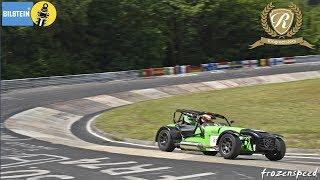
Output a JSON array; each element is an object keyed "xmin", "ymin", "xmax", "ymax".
[{"xmin": 201, "ymin": 114, "xmax": 212, "ymax": 123}]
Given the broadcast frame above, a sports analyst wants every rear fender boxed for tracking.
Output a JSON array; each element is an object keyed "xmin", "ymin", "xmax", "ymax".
[{"xmin": 155, "ymin": 126, "xmax": 182, "ymax": 143}]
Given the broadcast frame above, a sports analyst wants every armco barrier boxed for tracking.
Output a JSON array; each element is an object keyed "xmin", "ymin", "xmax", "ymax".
[
  {"xmin": 201, "ymin": 63, "xmax": 218, "ymax": 71},
  {"xmin": 138, "ymin": 69, "xmax": 145, "ymax": 77},
  {"xmin": 152, "ymin": 67, "xmax": 165, "ymax": 76},
  {"xmin": 276, "ymin": 58, "xmax": 284, "ymax": 65},
  {"xmin": 241, "ymin": 60, "xmax": 258, "ymax": 68},
  {"xmin": 242, "ymin": 60, "xmax": 250, "ymax": 68},
  {"xmin": 250, "ymin": 60, "xmax": 259, "ymax": 67},
  {"xmin": 268, "ymin": 58, "xmax": 276, "ymax": 66},
  {"xmin": 173, "ymin": 66, "xmax": 181, "ymax": 74},
  {"xmin": 186, "ymin": 65, "xmax": 202, "ymax": 73},
  {"xmin": 201, "ymin": 64, "xmax": 210, "ymax": 71},
  {"xmin": 268, "ymin": 58, "xmax": 284, "ymax": 66},
  {"xmin": 217, "ymin": 61, "xmax": 230, "ymax": 69},
  {"xmin": 164, "ymin": 67, "xmax": 174, "ymax": 75},
  {"xmin": 260, "ymin": 59, "xmax": 268, "ymax": 66},
  {"xmin": 283, "ymin": 57, "xmax": 295, "ymax": 64},
  {"xmin": 1, "ymin": 70, "xmax": 140, "ymax": 92},
  {"xmin": 179, "ymin": 65, "xmax": 187, "ymax": 74},
  {"xmin": 230, "ymin": 61, "xmax": 242, "ymax": 69},
  {"xmin": 2, "ymin": 55, "xmax": 319, "ymax": 92},
  {"xmin": 294, "ymin": 55, "xmax": 320, "ymax": 63},
  {"xmin": 143, "ymin": 68, "xmax": 153, "ymax": 77}
]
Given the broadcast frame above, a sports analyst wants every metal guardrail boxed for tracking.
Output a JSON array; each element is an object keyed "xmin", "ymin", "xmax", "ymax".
[
  {"xmin": 1, "ymin": 70, "xmax": 140, "ymax": 92},
  {"xmin": 294, "ymin": 55, "xmax": 320, "ymax": 63},
  {"xmin": 1, "ymin": 55, "xmax": 319, "ymax": 92}
]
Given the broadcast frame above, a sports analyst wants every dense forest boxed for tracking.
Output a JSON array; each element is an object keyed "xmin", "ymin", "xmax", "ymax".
[{"xmin": 1, "ymin": 0, "xmax": 319, "ymax": 79}]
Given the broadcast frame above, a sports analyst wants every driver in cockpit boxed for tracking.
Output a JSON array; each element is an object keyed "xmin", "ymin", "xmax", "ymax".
[{"xmin": 200, "ymin": 114, "xmax": 215, "ymax": 126}]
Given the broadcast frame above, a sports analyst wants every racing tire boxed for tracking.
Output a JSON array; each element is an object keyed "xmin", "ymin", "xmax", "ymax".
[
  {"xmin": 265, "ymin": 138, "xmax": 286, "ymax": 161},
  {"xmin": 218, "ymin": 134, "xmax": 241, "ymax": 159},
  {"xmin": 203, "ymin": 151, "xmax": 218, "ymax": 156},
  {"xmin": 157, "ymin": 129, "xmax": 175, "ymax": 152}
]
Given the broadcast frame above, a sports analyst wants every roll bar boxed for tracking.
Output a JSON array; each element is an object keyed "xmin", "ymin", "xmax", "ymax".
[{"xmin": 173, "ymin": 109, "xmax": 232, "ymax": 126}]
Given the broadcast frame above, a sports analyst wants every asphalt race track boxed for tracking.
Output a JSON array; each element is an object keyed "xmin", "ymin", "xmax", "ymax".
[{"xmin": 1, "ymin": 64, "xmax": 320, "ymax": 180}]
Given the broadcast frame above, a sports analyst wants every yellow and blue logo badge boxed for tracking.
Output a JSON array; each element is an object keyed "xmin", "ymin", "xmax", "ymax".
[
  {"xmin": 31, "ymin": 1, "xmax": 57, "ymax": 27},
  {"xmin": 2, "ymin": 1, "xmax": 57, "ymax": 27}
]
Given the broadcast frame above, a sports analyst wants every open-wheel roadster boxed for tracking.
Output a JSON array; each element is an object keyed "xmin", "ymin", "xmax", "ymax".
[{"xmin": 155, "ymin": 109, "xmax": 286, "ymax": 160}]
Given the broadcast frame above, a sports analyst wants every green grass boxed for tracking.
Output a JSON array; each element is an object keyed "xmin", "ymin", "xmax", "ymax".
[{"xmin": 95, "ymin": 79, "xmax": 320, "ymax": 149}]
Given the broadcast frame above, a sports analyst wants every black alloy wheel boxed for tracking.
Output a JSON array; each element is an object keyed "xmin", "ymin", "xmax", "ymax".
[
  {"xmin": 219, "ymin": 134, "xmax": 241, "ymax": 159},
  {"xmin": 157, "ymin": 129, "xmax": 175, "ymax": 152}
]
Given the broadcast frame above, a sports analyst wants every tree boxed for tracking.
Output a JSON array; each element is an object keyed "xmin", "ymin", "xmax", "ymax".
[{"xmin": 1, "ymin": 0, "xmax": 319, "ymax": 79}]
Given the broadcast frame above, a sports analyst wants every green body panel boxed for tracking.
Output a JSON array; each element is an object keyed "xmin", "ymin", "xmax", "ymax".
[
  {"xmin": 240, "ymin": 136, "xmax": 253, "ymax": 152},
  {"xmin": 181, "ymin": 125, "xmax": 253, "ymax": 152},
  {"xmin": 165, "ymin": 113, "xmax": 254, "ymax": 152},
  {"xmin": 182, "ymin": 127, "xmax": 209, "ymax": 150}
]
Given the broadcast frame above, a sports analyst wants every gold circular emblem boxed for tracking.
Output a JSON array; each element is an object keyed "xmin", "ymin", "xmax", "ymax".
[{"xmin": 261, "ymin": 2, "xmax": 302, "ymax": 38}]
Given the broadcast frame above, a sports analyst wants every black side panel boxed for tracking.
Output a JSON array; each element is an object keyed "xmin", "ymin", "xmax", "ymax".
[
  {"xmin": 169, "ymin": 128, "xmax": 182, "ymax": 143},
  {"xmin": 179, "ymin": 124, "xmax": 196, "ymax": 137}
]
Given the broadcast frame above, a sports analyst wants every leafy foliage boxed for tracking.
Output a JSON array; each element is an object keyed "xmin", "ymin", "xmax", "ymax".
[{"xmin": 1, "ymin": 0, "xmax": 319, "ymax": 79}]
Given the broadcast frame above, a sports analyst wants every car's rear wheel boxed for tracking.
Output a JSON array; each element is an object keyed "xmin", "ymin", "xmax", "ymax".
[
  {"xmin": 157, "ymin": 129, "xmax": 175, "ymax": 152},
  {"xmin": 219, "ymin": 134, "xmax": 241, "ymax": 159},
  {"xmin": 265, "ymin": 138, "xmax": 286, "ymax": 161},
  {"xmin": 203, "ymin": 151, "xmax": 218, "ymax": 156}
]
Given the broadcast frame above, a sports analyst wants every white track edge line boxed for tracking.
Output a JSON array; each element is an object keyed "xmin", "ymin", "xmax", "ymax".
[
  {"xmin": 286, "ymin": 153, "xmax": 320, "ymax": 156},
  {"xmin": 283, "ymin": 156, "xmax": 320, "ymax": 160},
  {"xmin": 86, "ymin": 114, "xmax": 157, "ymax": 149},
  {"xmin": 254, "ymin": 154, "xmax": 320, "ymax": 160}
]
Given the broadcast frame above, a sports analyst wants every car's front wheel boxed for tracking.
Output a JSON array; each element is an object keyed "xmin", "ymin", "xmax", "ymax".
[
  {"xmin": 265, "ymin": 138, "xmax": 286, "ymax": 161},
  {"xmin": 219, "ymin": 134, "xmax": 241, "ymax": 159},
  {"xmin": 157, "ymin": 129, "xmax": 175, "ymax": 152}
]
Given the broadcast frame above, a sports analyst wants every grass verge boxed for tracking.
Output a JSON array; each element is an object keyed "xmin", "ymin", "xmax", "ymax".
[{"xmin": 95, "ymin": 79, "xmax": 320, "ymax": 149}]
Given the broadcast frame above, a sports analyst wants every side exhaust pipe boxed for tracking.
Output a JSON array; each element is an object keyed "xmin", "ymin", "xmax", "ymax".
[{"xmin": 179, "ymin": 142, "xmax": 203, "ymax": 151}]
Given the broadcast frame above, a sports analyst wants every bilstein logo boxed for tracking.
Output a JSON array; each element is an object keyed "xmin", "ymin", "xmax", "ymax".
[
  {"xmin": 1, "ymin": 1, "xmax": 56, "ymax": 27},
  {"xmin": 250, "ymin": 2, "xmax": 314, "ymax": 49}
]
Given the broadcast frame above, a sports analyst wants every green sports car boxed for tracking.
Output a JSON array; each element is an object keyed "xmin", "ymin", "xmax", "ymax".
[{"xmin": 155, "ymin": 109, "xmax": 286, "ymax": 161}]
